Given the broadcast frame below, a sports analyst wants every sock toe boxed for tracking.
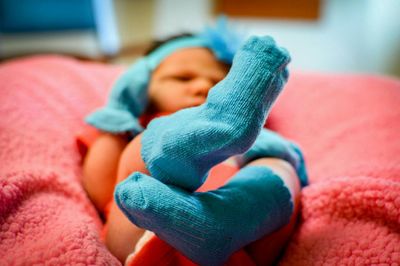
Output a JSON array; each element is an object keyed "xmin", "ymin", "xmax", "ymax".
[
  {"xmin": 238, "ymin": 35, "xmax": 291, "ymax": 73},
  {"xmin": 114, "ymin": 173, "xmax": 148, "ymax": 224}
]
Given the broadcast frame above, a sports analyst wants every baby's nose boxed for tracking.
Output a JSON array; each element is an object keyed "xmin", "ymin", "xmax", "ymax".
[{"xmin": 188, "ymin": 78, "xmax": 213, "ymax": 96}]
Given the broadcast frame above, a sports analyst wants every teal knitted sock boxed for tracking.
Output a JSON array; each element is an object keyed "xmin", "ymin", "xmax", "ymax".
[
  {"xmin": 115, "ymin": 166, "xmax": 293, "ymax": 266},
  {"xmin": 236, "ymin": 128, "xmax": 309, "ymax": 187},
  {"xmin": 141, "ymin": 36, "xmax": 291, "ymax": 191}
]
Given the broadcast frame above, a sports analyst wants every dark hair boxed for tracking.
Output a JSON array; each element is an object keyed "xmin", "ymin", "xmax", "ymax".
[{"xmin": 144, "ymin": 33, "xmax": 194, "ymax": 56}]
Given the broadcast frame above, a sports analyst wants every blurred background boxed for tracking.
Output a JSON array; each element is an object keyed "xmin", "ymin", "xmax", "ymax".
[{"xmin": 0, "ymin": 0, "xmax": 399, "ymax": 77}]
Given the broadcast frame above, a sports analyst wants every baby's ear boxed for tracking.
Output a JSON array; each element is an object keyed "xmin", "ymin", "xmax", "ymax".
[{"xmin": 85, "ymin": 58, "xmax": 151, "ymax": 135}]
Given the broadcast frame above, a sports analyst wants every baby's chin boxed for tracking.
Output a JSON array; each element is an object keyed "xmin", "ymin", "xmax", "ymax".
[
  {"xmin": 183, "ymin": 101, "xmax": 206, "ymax": 110},
  {"xmin": 151, "ymin": 97, "xmax": 207, "ymax": 114}
]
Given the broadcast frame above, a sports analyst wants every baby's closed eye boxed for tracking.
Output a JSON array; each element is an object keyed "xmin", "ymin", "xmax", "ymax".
[{"xmin": 172, "ymin": 74, "xmax": 193, "ymax": 82}]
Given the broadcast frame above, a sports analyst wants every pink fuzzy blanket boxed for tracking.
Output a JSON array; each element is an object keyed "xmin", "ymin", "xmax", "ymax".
[{"xmin": 0, "ymin": 55, "xmax": 399, "ymax": 265}]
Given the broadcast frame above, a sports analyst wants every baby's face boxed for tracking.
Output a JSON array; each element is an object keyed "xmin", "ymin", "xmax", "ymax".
[{"xmin": 148, "ymin": 47, "xmax": 229, "ymax": 113}]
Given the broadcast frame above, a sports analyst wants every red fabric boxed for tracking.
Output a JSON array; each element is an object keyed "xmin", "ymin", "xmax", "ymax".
[
  {"xmin": 76, "ymin": 125, "xmax": 102, "ymax": 159},
  {"xmin": 129, "ymin": 235, "xmax": 255, "ymax": 266},
  {"xmin": 0, "ymin": 56, "xmax": 122, "ymax": 265}
]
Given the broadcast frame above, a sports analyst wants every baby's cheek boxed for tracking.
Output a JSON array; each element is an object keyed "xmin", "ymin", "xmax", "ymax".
[{"xmin": 185, "ymin": 96, "xmax": 207, "ymax": 108}]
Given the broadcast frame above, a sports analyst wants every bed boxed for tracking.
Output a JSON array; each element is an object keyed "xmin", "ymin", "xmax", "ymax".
[{"xmin": 0, "ymin": 55, "xmax": 399, "ymax": 265}]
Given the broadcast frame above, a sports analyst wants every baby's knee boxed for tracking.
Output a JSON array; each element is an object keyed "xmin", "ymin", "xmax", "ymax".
[
  {"xmin": 247, "ymin": 158, "xmax": 301, "ymax": 209},
  {"xmin": 117, "ymin": 134, "xmax": 149, "ymax": 183}
]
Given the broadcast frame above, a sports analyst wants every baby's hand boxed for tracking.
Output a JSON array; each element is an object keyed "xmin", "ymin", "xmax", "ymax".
[{"xmin": 235, "ymin": 128, "xmax": 308, "ymax": 187}]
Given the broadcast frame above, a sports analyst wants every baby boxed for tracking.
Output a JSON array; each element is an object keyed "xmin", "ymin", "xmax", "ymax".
[{"xmin": 82, "ymin": 22, "xmax": 308, "ymax": 266}]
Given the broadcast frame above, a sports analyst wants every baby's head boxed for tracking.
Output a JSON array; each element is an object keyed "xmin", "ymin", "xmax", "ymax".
[
  {"xmin": 85, "ymin": 18, "xmax": 244, "ymax": 135},
  {"xmin": 145, "ymin": 35, "xmax": 230, "ymax": 113}
]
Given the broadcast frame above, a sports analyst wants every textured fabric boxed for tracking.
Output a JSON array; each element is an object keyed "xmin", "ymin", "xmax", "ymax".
[
  {"xmin": 141, "ymin": 35, "xmax": 290, "ymax": 191},
  {"xmin": 235, "ymin": 128, "xmax": 308, "ymax": 187},
  {"xmin": 269, "ymin": 73, "xmax": 400, "ymax": 265},
  {"xmin": 0, "ymin": 55, "xmax": 121, "ymax": 265},
  {"xmin": 115, "ymin": 166, "xmax": 293, "ymax": 266},
  {"xmin": 1, "ymin": 55, "xmax": 399, "ymax": 265}
]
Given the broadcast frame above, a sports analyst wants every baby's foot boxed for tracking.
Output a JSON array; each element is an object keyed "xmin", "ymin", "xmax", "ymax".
[
  {"xmin": 236, "ymin": 128, "xmax": 308, "ymax": 187},
  {"xmin": 115, "ymin": 166, "xmax": 293, "ymax": 266},
  {"xmin": 142, "ymin": 36, "xmax": 291, "ymax": 191}
]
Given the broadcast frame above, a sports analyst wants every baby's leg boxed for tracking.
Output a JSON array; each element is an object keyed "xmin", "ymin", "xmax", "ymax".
[
  {"xmin": 115, "ymin": 157, "xmax": 300, "ymax": 266},
  {"xmin": 142, "ymin": 36, "xmax": 290, "ymax": 191},
  {"xmin": 82, "ymin": 133, "xmax": 128, "ymax": 212},
  {"xmin": 245, "ymin": 158, "xmax": 300, "ymax": 265},
  {"xmin": 105, "ymin": 135, "xmax": 147, "ymax": 262}
]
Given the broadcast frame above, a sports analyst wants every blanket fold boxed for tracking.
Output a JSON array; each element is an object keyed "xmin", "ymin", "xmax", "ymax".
[{"xmin": 0, "ymin": 56, "xmax": 121, "ymax": 265}]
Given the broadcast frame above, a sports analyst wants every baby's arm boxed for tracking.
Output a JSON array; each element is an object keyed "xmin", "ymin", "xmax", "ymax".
[
  {"xmin": 105, "ymin": 134, "xmax": 147, "ymax": 262},
  {"xmin": 82, "ymin": 132, "xmax": 146, "ymax": 262},
  {"xmin": 82, "ymin": 133, "xmax": 128, "ymax": 212}
]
